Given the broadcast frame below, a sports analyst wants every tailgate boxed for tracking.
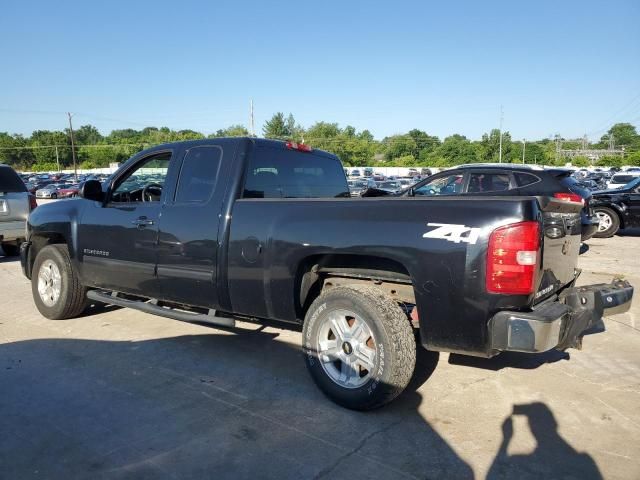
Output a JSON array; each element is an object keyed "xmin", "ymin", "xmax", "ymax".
[
  {"xmin": 534, "ymin": 197, "xmax": 583, "ymax": 303},
  {"xmin": 0, "ymin": 192, "xmax": 30, "ymax": 223}
]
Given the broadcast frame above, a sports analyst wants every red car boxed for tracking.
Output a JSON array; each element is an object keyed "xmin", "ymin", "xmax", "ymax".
[{"xmin": 57, "ymin": 184, "xmax": 80, "ymax": 198}]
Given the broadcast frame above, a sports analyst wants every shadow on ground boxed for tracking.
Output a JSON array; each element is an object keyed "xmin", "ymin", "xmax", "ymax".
[
  {"xmin": 449, "ymin": 349, "xmax": 571, "ymax": 371},
  {"xmin": 0, "ymin": 254, "xmax": 20, "ymax": 264},
  {"xmin": 0, "ymin": 326, "xmax": 600, "ymax": 479}
]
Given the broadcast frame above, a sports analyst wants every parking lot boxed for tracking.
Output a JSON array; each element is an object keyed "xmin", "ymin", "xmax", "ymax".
[{"xmin": 1, "ymin": 224, "xmax": 639, "ymax": 479}]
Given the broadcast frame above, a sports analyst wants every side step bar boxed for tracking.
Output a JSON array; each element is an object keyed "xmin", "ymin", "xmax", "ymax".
[{"xmin": 86, "ymin": 290, "xmax": 235, "ymax": 328}]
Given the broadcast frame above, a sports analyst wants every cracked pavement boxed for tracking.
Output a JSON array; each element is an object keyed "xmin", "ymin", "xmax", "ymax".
[{"xmin": 0, "ymin": 229, "xmax": 639, "ymax": 479}]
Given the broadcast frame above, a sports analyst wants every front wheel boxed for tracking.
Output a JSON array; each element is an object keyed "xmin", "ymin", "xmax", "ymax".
[
  {"xmin": 303, "ymin": 285, "xmax": 416, "ymax": 410},
  {"xmin": 593, "ymin": 207, "xmax": 620, "ymax": 238},
  {"xmin": 31, "ymin": 244, "xmax": 87, "ymax": 319}
]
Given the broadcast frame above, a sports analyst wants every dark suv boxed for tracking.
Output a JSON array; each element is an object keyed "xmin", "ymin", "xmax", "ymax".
[{"xmin": 405, "ymin": 164, "xmax": 598, "ymax": 241}]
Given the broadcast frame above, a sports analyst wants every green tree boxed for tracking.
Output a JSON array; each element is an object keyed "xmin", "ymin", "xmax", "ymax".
[
  {"xmin": 263, "ymin": 112, "xmax": 292, "ymax": 139},
  {"xmin": 481, "ymin": 129, "xmax": 512, "ymax": 162},
  {"xmin": 601, "ymin": 123, "xmax": 640, "ymax": 151},
  {"xmin": 431, "ymin": 134, "xmax": 478, "ymax": 164},
  {"xmin": 210, "ymin": 124, "xmax": 249, "ymax": 138},
  {"xmin": 382, "ymin": 135, "xmax": 416, "ymax": 162}
]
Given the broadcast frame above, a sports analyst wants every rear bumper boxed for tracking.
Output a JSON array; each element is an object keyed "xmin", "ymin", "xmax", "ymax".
[
  {"xmin": 0, "ymin": 220, "xmax": 26, "ymax": 242},
  {"xmin": 489, "ymin": 279, "xmax": 633, "ymax": 353}
]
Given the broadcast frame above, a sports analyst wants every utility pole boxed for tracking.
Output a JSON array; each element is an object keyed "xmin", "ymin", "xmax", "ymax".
[
  {"xmin": 55, "ymin": 145, "xmax": 60, "ymax": 172},
  {"xmin": 67, "ymin": 113, "xmax": 78, "ymax": 181},
  {"xmin": 522, "ymin": 139, "xmax": 526, "ymax": 164},
  {"xmin": 249, "ymin": 99, "xmax": 255, "ymax": 137},
  {"xmin": 498, "ymin": 105, "xmax": 503, "ymax": 163},
  {"xmin": 608, "ymin": 133, "xmax": 615, "ymax": 151}
]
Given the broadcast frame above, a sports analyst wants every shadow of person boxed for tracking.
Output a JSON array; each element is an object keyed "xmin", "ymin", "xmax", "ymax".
[
  {"xmin": 487, "ymin": 402, "xmax": 602, "ymax": 479},
  {"xmin": 0, "ymin": 327, "xmax": 473, "ymax": 479}
]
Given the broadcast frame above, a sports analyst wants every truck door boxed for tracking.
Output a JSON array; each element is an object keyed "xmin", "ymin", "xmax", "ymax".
[
  {"xmin": 155, "ymin": 144, "xmax": 227, "ymax": 308},
  {"xmin": 77, "ymin": 150, "xmax": 175, "ymax": 297}
]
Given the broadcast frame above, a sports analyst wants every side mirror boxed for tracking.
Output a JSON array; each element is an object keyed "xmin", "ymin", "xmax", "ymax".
[{"xmin": 79, "ymin": 180, "xmax": 104, "ymax": 202}]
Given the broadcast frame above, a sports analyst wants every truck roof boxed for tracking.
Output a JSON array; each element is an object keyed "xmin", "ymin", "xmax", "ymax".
[{"xmin": 142, "ymin": 137, "xmax": 338, "ymax": 160}]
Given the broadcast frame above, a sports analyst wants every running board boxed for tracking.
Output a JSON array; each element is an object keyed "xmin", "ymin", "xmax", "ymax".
[{"xmin": 86, "ymin": 290, "xmax": 235, "ymax": 328}]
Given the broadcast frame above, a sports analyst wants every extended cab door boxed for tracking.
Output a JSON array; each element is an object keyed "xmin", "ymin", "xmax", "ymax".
[
  {"xmin": 77, "ymin": 150, "xmax": 176, "ymax": 297},
  {"xmin": 155, "ymin": 144, "xmax": 229, "ymax": 308}
]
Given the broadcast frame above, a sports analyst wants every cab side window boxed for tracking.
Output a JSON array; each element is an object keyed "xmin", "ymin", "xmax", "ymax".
[
  {"xmin": 414, "ymin": 173, "xmax": 464, "ymax": 196},
  {"xmin": 174, "ymin": 146, "xmax": 222, "ymax": 203},
  {"xmin": 111, "ymin": 152, "xmax": 171, "ymax": 203}
]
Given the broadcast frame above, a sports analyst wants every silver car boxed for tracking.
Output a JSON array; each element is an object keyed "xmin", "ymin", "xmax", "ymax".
[
  {"xmin": 0, "ymin": 164, "xmax": 33, "ymax": 255},
  {"xmin": 35, "ymin": 183, "xmax": 66, "ymax": 199}
]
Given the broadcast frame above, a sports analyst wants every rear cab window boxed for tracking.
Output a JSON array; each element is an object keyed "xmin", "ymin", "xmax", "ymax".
[
  {"xmin": 0, "ymin": 166, "xmax": 27, "ymax": 193},
  {"xmin": 243, "ymin": 145, "xmax": 349, "ymax": 199}
]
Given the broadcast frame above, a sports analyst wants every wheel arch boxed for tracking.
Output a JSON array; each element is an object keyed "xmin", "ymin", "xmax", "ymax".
[
  {"xmin": 294, "ymin": 254, "xmax": 414, "ymax": 320},
  {"xmin": 27, "ymin": 232, "xmax": 69, "ymax": 278}
]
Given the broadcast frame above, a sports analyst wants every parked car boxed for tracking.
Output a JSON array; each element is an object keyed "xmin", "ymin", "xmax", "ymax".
[
  {"xmin": 347, "ymin": 178, "xmax": 377, "ymax": 196},
  {"xmin": 608, "ymin": 172, "xmax": 640, "ymax": 189},
  {"xmin": 0, "ymin": 164, "xmax": 36, "ymax": 255},
  {"xmin": 375, "ymin": 180, "xmax": 403, "ymax": 193},
  {"xmin": 350, "ymin": 169, "xmax": 361, "ymax": 177},
  {"xmin": 590, "ymin": 176, "xmax": 640, "ymax": 237},
  {"xmin": 57, "ymin": 184, "xmax": 81, "ymax": 198},
  {"xmin": 403, "ymin": 164, "xmax": 599, "ymax": 241},
  {"xmin": 35, "ymin": 183, "xmax": 67, "ymax": 199},
  {"xmin": 20, "ymin": 138, "xmax": 633, "ymax": 410},
  {"xmin": 363, "ymin": 167, "xmax": 374, "ymax": 177}
]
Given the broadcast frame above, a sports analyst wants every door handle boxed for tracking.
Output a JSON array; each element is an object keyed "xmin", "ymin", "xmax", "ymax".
[{"xmin": 132, "ymin": 216, "xmax": 154, "ymax": 227}]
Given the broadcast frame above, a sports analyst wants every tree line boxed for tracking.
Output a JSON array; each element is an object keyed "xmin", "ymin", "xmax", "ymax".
[{"xmin": 1, "ymin": 113, "xmax": 639, "ymax": 171}]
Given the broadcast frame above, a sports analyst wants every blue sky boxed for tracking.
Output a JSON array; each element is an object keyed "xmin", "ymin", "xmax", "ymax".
[{"xmin": 1, "ymin": 0, "xmax": 639, "ymax": 141}]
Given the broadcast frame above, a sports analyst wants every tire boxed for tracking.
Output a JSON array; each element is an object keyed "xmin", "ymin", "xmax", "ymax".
[
  {"xmin": 31, "ymin": 244, "xmax": 87, "ymax": 319},
  {"xmin": 51, "ymin": 193, "xmax": 57, "ymax": 199},
  {"xmin": 593, "ymin": 207, "xmax": 620, "ymax": 238},
  {"xmin": 303, "ymin": 284, "xmax": 416, "ymax": 410},
  {"xmin": 1, "ymin": 243, "xmax": 20, "ymax": 256}
]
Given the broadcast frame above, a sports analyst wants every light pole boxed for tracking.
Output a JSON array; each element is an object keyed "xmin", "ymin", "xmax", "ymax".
[{"xmin": 522, "ymin": 139, "xmax": 526, "ymax": 164}]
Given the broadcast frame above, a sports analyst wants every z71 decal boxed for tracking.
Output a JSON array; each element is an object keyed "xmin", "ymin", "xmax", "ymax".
[{"xmin": 422, "ymin": 223, "xmax": 481, "ymax": 245}]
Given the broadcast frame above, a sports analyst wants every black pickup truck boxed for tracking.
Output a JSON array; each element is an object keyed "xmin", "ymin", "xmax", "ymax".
[{"xmin": 21, "ymin": 138, "xmax": 633, "ymax": 410}]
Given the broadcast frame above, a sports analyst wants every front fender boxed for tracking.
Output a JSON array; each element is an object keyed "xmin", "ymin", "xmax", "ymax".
[{"xmin": 28, "ymin": 199, "xmax": 86, "ymax": 263}]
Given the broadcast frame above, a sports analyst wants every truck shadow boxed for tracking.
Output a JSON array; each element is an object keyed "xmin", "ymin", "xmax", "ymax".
[
  {"xmin": 0, "ymin": 326, "xmax": 598, "ymax": 479},
  {"xmin": 448, "ymin": 349, "xmax": 571, "ymax": 371},
  {"xmin": 0, "ymin": 330, "xmax": 471, "ymax": 479}
]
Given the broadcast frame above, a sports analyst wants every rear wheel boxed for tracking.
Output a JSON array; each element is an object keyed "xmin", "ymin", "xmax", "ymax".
[
  {"xmin": 32, "ymin": 244, "xmax": 87, "ymax": 319},
  {"xmin": 594, "ymin": 207, "xmax": 620, "ymax": 238},
  {"xmin": 303, "ymin": 284, "xmax": 416, "ymax": 410},
  {"xmin": 1, "ymin": 243, "xmax": 20, "ymax": 256}
]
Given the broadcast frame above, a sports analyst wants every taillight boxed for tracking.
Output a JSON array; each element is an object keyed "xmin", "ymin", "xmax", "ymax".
[
  {"xmin": 486, "ymin": 221, "xmax": 540, "ymax": 295},
  {"xmin": 554, "ymin": 192, "xmax": 584, "ymax": 205},
  {"xmin": 29, "ymin": 194, "xmax": 37, "ymax": 211},
  {"xmin": 285, "ymin": 141, "xmax": 312, "ymax": 152}
]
